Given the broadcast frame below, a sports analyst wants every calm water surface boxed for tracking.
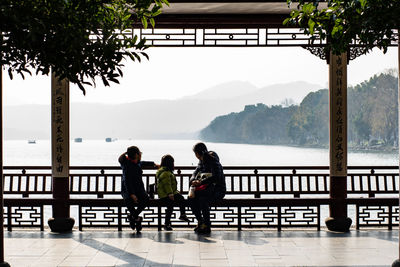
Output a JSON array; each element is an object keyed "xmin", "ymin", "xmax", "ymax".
[
  {"xmin": 4, "ymin": 139, "xmax": 398, "ymax": 166},
  {"xmin": 5, "ymin": 139, "xmax": 397, "ymax": 224}
]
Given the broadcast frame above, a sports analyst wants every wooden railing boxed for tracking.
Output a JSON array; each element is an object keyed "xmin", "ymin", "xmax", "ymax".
[
  {"xmin": 3, "ymin": 166, "xmax": 398, "ymax": 197},
  {"xmin": 2, "ymin": 165, "xmax": 399, "ymax": 231}
]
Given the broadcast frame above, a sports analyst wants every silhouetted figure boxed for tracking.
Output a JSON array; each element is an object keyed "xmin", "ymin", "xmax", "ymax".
[
  {"xmin": 156, "ymin": 154, "xmax": 190, "ymax": 231},
  {"xmin": 189, "ymin": 142, "xmax": 226, "ymax": 234},
  {"xmin": 119, "ymin": 146, "xmax": 156, "ymax": 232}
]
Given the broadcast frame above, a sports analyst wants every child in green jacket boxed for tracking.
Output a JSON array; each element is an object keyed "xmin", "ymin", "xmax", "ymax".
[{"xmin": 156, "ymin": 154, "xmax": 190, "ymax": 230}]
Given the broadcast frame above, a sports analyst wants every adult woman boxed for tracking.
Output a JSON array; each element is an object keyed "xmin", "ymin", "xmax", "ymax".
[{"xmin": 189, "ymin": 142, "xmax": 226, "ymax": 234}]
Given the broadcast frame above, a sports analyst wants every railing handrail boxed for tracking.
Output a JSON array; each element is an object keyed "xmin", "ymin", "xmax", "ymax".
[
  {"xmin": 3, "ymin": 166, "xmax": 399, "ymax": 231},
  {"xmin": 3, "ymin": 165, "xmax": 398, "ymax": 198},
  {"xmin": 3, "ymin": 165, "xmax": 399, "ymax": 172}
]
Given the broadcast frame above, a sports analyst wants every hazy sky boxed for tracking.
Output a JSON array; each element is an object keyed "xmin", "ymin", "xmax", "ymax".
[{"xmin": 3, "ymin": 46, "xmax": 398, "ymax": 106}]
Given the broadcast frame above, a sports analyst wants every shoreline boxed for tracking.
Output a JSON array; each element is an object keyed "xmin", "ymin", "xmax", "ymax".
[{"xmin": 204, "ymin": 140, "xmax": 398, "ymax": 154}]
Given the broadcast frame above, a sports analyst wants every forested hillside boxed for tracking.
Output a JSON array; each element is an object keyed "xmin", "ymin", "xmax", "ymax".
[
  {"xmin": 200, "ymin": 104, "xmax": 298, "ymax": 144},
  {"xmin": 200, "ymin": 71, "xmax": 398, "ymax": 149}
]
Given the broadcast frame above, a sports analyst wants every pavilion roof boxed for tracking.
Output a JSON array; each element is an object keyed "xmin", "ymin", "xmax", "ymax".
[{"xmin": 153, "ymin": 0, "xmax": 315, "ymax": 28}]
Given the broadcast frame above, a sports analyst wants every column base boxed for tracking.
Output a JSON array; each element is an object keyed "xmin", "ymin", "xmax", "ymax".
[
  {"xmin": 392, "ymin": 259, "xmax": 400, "ymax": 267},
  {"xmin": 0, "ymin": 261, "xmax": 11, "ymax": 267},
  {"xmin": 325, "ymin": 217, "xmax": 352, "ymax": 232},
  {"xmin": 48, "ymin": 217, "xmax": 75, "ymax": 233}
]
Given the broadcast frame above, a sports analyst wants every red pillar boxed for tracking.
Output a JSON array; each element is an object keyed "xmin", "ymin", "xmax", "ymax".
[
  {"xmin": 398, "ymin": 33, "xmax": 400, "ymax": 264},
  {"xmin": 0, "ymin": 63, "xmax": 11, "ymax": 267},
  {"xmin": 47, "ymin": 73, "xmax": 74, "ymax": 232},
  {"xmin": 325, "ymin": 51, "xmax": 352, "ymax": 232},
  {"xmin": 393, "ymin": 33, "xmax": 400, "ymax": 267}
]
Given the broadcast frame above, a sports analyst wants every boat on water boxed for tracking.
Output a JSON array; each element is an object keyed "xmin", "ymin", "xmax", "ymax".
[
  {"xmin": 105, "ymin": 138, "xmax": 117, "ymax": 142},
  {"xmin": 28, "ymin": 140, "xmax": 36, "ymax": 144},
  {"xmin": 74, "ymin": 138, "xmax": 83, "ymax": 143}
]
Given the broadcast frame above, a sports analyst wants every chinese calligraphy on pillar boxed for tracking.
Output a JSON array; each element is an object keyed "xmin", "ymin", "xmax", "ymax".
[
  {"xmin": 329, "ymin": 52, "xmax": 347, "ymax": 176},
  {"xmin": 51, "ymin": 73, "xmax": 69, "ymax": 178}
]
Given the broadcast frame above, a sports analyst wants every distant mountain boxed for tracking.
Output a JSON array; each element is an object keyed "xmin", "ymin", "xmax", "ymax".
[
  {"xmin": 182, "ymin": 81, "xmax": 259, "ymax": 100},
  {"xmin": 200, "ymin": 104, "xmax": 298, "ymax": 144},
  {"xmin": 200, "ymin": 72, "xmax": 399, "ymax": 149},
  {"xmin": 184, "ymin": 80, "xmax": 321, "ymax": 105},
  {"xmin": 238, "ymin": 81, "xmax": 322, "ymax": 106},
  {"xmin": 4, "ymin": 80, "xmax": 322, "ymax": 140}
]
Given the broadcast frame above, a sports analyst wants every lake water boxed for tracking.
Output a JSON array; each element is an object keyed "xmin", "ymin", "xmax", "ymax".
[
  {"xmin": 4, "ymin": 139, "xmax": 398, "ymax": 227},
  {"xmin": 4, "ymin": 139, "xmax": 398, "ymax": 166}
]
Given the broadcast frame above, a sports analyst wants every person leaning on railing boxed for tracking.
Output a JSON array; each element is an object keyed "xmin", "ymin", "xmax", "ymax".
[
  {"xmin": 118, "ymin": 146, "xmax": 158, "ymax": 233},
  {"xmin": 189, "ymin": 142, "xmax": 226, "ymax": 234}
]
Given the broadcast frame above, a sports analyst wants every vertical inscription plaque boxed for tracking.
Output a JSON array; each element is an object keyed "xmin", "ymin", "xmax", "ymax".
[
  {"xmin": 329, "ymin": 52, "xmax": 347, "ymax": 177},
  {"xmin": 51, "ymin": 73, "xmax": 69, "ymax": 178}
]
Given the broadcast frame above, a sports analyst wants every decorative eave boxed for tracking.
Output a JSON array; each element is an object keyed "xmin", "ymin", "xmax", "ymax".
[
  {"xmin": 152, "ymin": 14, "xmax": 289, "ymax": 28},
  {"xmin": 138, "ymin": 1, "xmax": 303, "ymax": 28},
  {"xmin": 126, "ymin": 1, "xmax": 397, "ymax": 62}
]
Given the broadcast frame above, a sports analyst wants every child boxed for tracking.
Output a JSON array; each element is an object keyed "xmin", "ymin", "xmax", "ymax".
[{"xmin": 156, "ymin": 154, "xmax": 190, "ymax": 230}]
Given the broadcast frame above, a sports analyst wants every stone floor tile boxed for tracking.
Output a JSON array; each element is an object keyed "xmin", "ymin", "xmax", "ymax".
[
  {"xmin": 173, "ymin": 251, "xmax": 200, "ymax": 260},
  {"xmin": 125, "ymin": 240, "xmax": 153, "ymax": 252},
  {"xmin": 200, "ymin": 250, "xmax": 227, "ymax": 260},
  {"xmin": 200, "ymin": 259, "xmax": 230, "ymax": 266},
  {"xmin": 15, "ymin": 247, "xmax": 50, "ymax": 257},
  {"xmin": 43, "ymin": 246, "xmax": 76, "ymax": 256},
  {"xmin": 31, "ymin": 256, "xmax": 66, "ymax": 267},
  {"xmin": 228, "ymin": 258, "xmax": 257, "ymax": 267},
  {"xmin": 58, "ymin": 256, "xmax": 93, "ymax": 267},
  {"xmin": 250, "ymin": 247, "xmax": 279, "ymax": 256},
  {"xmin": 116, "ymin": 252, "xmax": 147, "ymax": 267},
  {"xmin": 173, "ymin": 257, "xmax": 201, "ymax": 266},
  {"xmin": 87, "ymin": 251, "xmax": 121, "ymax": 265},
  {"xmin": 145, "ymin": 253, "xmax": 174, "ymax": 265},
  {"xmin": 199, "ymin": 246, "xmax": 225, "ymax": 253},
  {"xmin": 6, "ymin": 256, "xmax": 41, "ymax": 267},
  {"xmin": 68, "ymin": 248, "xmax": 99, "ymax": 257},
  {"xmin": 143, "ymin": 261, "xmax": 173, "ymax": 267},
  {"xmin": 225, "ymin": 249, "xmax": 253, "ymax": 257},
  {"xmin": 3, "ymin": 230, "xmax": 399, "ymax": 267}
]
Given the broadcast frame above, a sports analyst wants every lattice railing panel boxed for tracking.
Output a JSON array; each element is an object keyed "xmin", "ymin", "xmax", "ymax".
[
  {"xmin": 3, "ymin": 206, "xmax": 8, "ymax": 226},
  {"xmin": 393, "ymin": 206, "xmax": 399, "ymax": 225},
  {"xmin": 7, "ymin": 206, "xmax": 43, "ymax": 228},
  {"xmin": 241, "ymin": 206, "xmax": 278, "ymax": 227},
  {"xmin": 81, "ymin": 206, "xmax": 120, "ymax": 227},
  {"xmin": 281, "ymin": 206, "xmax": 319, "ymax": 226},
  {"xmin": 152, "ymin": 207, "xmax": 196, "ymax": 227},
  {"xmin": 357, "ymin": 205, "xmax": 399, "ymax": 228}
]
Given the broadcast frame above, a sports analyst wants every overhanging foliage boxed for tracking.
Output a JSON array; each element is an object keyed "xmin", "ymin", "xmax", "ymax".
[
  {"xmin": 0, "ymin": 0, "xmax": 168, "ymax": 94},
  {"xmin": 285, "ymin": 0, "xmax": 399, "ymax": 55}
]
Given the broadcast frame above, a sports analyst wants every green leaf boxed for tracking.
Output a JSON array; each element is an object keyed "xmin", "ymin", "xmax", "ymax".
[
  {"xmin": 141, "ymin": 17, "xmax": 148, "ymax": 29},
  {"xmin": 140, "ymin": 52, "xmax": 149, "ymax": 60},
  {"xmin": 308, "ymin": 19, "xmax": 315, "ymax": 34}
]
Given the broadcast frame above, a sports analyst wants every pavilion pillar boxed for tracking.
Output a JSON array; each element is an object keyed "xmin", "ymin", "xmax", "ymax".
[
  {"xmin": 0, "ymin": 65, "xmax": 10, "ymax": 267},
  {"xmin": 392, "ymin": 32, "xmax": 400, "ymax": 267},
  {"xmin": 47, "ymin": 72, "xmax": 74, "ymax": 232},
  {"xmin": 325, "ymin": 51, "xmax": 352, "ymax": 232}
]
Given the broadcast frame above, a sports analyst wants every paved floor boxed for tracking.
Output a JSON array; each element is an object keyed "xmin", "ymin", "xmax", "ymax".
[{"xmin": 3, "ymin": 229, "xmax": 398, "ymax": 267}]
